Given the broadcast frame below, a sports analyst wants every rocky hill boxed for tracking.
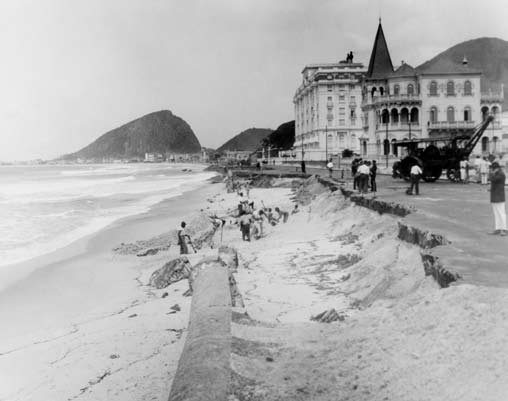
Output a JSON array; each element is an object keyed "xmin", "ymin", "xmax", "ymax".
[
  {"xmin": 261, "ymin": 120, "xmax": 295, "ymax": 150},
  {"xmin": 65, "ymin": 110, "xmax": 201, "ymax": 160},
  {"xmin": 217, "ymin": 128, "xmax": 273, "ymax": 153},
  {"xmin": 417, "ymin": 37, "xmax": 508, "ymax": 108}
]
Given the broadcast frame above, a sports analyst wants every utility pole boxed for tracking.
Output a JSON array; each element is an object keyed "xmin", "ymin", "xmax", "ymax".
[
  {"xmin": 385, "ymin": 114, "xmax": 389, "ymax": 168},
  {"xmin": 325, "ymin": 125, "xmax": 328, "ymax": 161},
  {"xmin": 409, "ymin": 121, "xmax": 412, "ymax": 140}
]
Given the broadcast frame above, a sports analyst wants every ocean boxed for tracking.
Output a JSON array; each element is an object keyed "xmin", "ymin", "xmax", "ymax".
[{"xmin": 0, "ymin": 163, "xmax": 215, "ymax": 270}]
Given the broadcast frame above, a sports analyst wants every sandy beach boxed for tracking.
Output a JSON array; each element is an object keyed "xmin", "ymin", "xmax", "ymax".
[
  {"xmin": 2, "ymin": 171, "xmax": 508, "ymax": 401},
  {"xmin": 0, "ymin": 178, "xmax": 225, "ymax": 401}
]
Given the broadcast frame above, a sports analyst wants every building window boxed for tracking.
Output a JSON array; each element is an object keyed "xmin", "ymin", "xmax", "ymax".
[
  {"xmin": 464, "ymin": 107, "xmax": 471, "ymax": 121},
  {"xmin": 339, "ymin": 92, "xmax": 345, "ymax": 102},
  {"xmin": 327, "ymin": 85, "xmax": 332, "ymax": 92},
  {"xmin": 430, "ymin": 81, "xmax": 438, "ymax": 96},
  {"xmin": 464, "ymin": 80, "xmax": 472, "ymax": 96},
  {"xmin": 394, "ymin": 84, "xmax": 400, "ymax": 95},
  {"xmin": 339, "ymin": 119, "xmax": 345, "ymax": 126},
  {"xmin": 446, "ymin": 81, "xmax": 455, "ymax": 96},
  {"xmin": 447, "ymin": 106, "xmax": 455, "ymax": 122},
  {"xmin": 430, "ymin": 107, "xmax": 438, "ymax": 123},
  {"xmin": 407, "ymin": 84, "xmax": 414, "ymax": 95}
]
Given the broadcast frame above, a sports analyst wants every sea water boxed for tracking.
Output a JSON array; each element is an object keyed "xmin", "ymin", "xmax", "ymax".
[{"xmin": 0, "ymin": 163, "xmax": 214, "ymax": 270}]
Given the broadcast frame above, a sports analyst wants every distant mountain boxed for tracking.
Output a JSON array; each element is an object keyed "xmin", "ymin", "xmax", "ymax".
[
  {"xmin": 65, "ymin": 110, "xmax": 201, "ymax": 160},
  {"xmin": 217, "ymin": 128, "xmax": 273, "ymax": 153},
  {"xmin": 261, "ymin": 120, "xmax": 295, "ymax": 150},
  {"xmin": 417, "ymin": 37, "xmax": 508, "ymax": 108}
]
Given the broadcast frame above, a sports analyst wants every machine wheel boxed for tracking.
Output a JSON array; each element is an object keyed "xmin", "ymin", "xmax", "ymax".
[
  {"xmin": 422, "ymin": 166, "xmax": 442, "ymax": 182},
  {"xmin": 446, "ymin": 168, "xmax": 460, "ymax": 182}
]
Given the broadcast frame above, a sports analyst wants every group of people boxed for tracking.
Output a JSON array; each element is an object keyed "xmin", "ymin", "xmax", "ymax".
[
  {"xmin": 351, "ymin": 158, "xmax": 377, "ymax": 194},
  {"xmin": 236, "ymin": 196, "xmax": 296, "ymax": 242},
  {"xmin": 460, "ymin": 155, "xmax": 508, "ymax": 185}
]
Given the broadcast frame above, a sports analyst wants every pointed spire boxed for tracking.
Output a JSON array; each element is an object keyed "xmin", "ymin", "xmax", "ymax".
[{"xmin": 366, "ymin": 20, "xmax": 394, "ymax": 79}]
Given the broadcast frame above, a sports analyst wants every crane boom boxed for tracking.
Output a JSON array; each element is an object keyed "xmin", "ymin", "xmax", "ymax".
[{"xmin": 463, "ymin": 115, "xmax": 494, "ymax": 156}]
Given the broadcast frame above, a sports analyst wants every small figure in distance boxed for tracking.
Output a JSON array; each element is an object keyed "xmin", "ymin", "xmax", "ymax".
[
  {"xmin": 177, "ymin": 222, "xmax": 192, "ymax": 254},
  {"xmin": 370, "ymin": 160, "xmax": 377, "ymax": 192},
  {"xmin": 274, "ymin": 207, "xmax": 289, "ymax": 223},
  {"xmin": 406, "ymin": 162, "xmax": 422, "ymax": 195},
  {"xmin": 487, "ymin": 162, "xmax": 507, "ymax": 236},
  {"xmin": 327, "ymin": 158, "xmax": 334, "ymax": 178},
  {"xmin": 291, "ymin": 204, "xmax": 300, "ymax": 215}
]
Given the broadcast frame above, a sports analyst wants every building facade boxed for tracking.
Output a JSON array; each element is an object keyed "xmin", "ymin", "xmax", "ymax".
[
  {"xmin": 295, "ymin": 21, "xmax": 504, "ymax": 161},
  {"xmin": 293, "ymin": 60, "xmax": 367, "ymax": 161}
]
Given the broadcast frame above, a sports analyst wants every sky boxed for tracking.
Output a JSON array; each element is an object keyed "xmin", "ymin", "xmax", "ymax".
[{"xmin": 1, "ymin": 0, "xmax": 507, "ymax": 161}]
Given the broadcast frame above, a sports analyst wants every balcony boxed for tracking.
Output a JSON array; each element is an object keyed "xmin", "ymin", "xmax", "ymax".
[
  {"xmin": 481, "ymin": 91, "xmax": 504, "ymax": 103},
  {"xmin": 362, "ymin": 94, "xmax": 422, "ymax": 107},
  {"xmin": 428, "ymin": 121, "xmax": 476, "ymax": 130}
]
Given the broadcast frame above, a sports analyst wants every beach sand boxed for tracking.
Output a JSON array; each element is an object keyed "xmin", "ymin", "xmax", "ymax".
[
  {"xmin": 2, "ymin": 173, "xmax": 508, "ymax": 401},
  {"xmin": 0, "ymin": 180, "xmax": 226, "ymax": 401}
]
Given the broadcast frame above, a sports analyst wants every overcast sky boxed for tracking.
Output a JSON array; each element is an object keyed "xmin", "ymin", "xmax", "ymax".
[{"xmin": 1, "ymin": 0, "xmax": 507, "ymax": 161}]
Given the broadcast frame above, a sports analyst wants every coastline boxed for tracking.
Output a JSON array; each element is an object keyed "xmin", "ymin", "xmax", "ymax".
[{"xmin": 0, "ymin": 175, "xmax": 225, "ymax": 401}]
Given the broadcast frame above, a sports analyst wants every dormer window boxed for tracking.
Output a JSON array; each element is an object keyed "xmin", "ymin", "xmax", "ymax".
[
  {"xmin": 407, "ymin": 84, "xmax": 414, "ymax": 96},
  {"xmin": 393, "ymin": 84, "xmax": 400, "ymax": 95}
]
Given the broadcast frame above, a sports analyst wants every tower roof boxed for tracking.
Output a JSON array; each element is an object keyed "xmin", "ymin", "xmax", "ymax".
[{"xmin": 366, "ymin": 20, "xmax": 394, "ymax": 79}]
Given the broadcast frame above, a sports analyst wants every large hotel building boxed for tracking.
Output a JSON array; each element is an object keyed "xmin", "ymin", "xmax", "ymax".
[{"xmin": 293, "ymin": 21, "xmax": 504, "ymax": 161}]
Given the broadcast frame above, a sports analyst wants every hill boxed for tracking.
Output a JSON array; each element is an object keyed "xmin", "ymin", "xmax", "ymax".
[
  {"xmin": 417, "ymin": 37, "xmax": 508, "ymax": 108},
  {"xmin": 65, "ymin": 110, "xmax": 201, "ymax": 160},
  {"xmin": 261, "ymin": 120, "xmax": 295, "ymax": 150},
  {"xmin": 216, "ymin": 128, "xmax": 273, "ymax": 153}
]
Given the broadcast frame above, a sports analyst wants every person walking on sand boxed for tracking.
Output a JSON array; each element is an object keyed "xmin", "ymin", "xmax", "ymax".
[
  {"xmin": 239, "ymin": 211, "xmax": 252, "ymax": 241},
  {"xmin": 407, "ymin": 162, "xmax": 422, "ymax": 195},
  {"xmin": 370, "ymin": 160, "xmax": 377, "ymax": 192},
  {"xmin": 177, "ymin": 221, "xmax": 192, "ymax": 254},
  {"xmin": 488, "ymin": 162, "xmax": 507, "ymax": 236},
  {"xmin": 327, "ymin": 159, "xmax": 334, "ymax": 178},
  {"xmin": 274, "ymin": 207, "xmax": 289, "ymax": 223}
]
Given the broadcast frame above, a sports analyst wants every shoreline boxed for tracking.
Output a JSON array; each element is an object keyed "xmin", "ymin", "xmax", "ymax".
[
  {"xmin": 0, "ymin": 175, "xmax": 226, "ymax": 401},
  {"xmin": 0, "ymin": 169, "xmax": 219, "ymax": 294}
]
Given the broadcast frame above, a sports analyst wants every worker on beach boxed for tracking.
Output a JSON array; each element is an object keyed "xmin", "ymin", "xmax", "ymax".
[
  {"xmin": 327, "ymin": 159, "xmax": 334, "ymax": 178},
  {"xmin": 274, "ymin": 207, "xmax": 289, "ymax": 223},
  {"xmin": 177, "ymin": 221, "xmax": 193, "ymax": 254},
  {"xmin": 488, "ymin": 162, "xmax": 507, "ymax": 236},
  {"xmin": 406, "ymin": 162, "xmax": 422, "ymax": 195}
]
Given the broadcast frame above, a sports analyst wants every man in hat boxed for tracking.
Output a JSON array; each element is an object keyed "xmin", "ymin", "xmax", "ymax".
[{"xmin": 488, "ymin": 162, "xmax": 507, "ymax": 236}]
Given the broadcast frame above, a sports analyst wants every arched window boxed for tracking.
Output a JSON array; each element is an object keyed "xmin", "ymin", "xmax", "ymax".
[
  {"xmin": 381, "ymin": 109, "xmax": 389, "ymax": 124},
  {"xmin": 400, "ymin": 108, "xmax": 409, "ymax": 123},
  {"xmin": 380, "ymin": 86, "xmax": 385, "ymax": 96},
  {"xmin": 481, "ymin": 106, "xmax": 489, "ymax": 121},
  {"xmin": 390, "ymin": 108, "xmax": 399, "ymax": 124},
  {"xmin": 430, "ymin": 81, "xmax": 438, "ymax": 96},
  {"xmin": 410, "ymin": 108, "xmax": 419, "ymax": 123},
  {"xmin": 464, "ymin": 80, "xmax": 472, "ymax": 96},
  {"xmin": 383, "ymin": 139, "xmax": 390, "ymax": 156},
  {"xmin": 407, "ymin": 84, "xmax": 414, "ymax": 96},
  {"xmin": 371, "ymin": 87, "xmax": 377, "ymax": 98},
  {"xmin": 493, "ymin": 137, "xmax": 499, "ymax": 153},
  {"xmin": 492, "ymin": 106, "xmax": 499, "ymax": 118},
  {"xmin": 362, "ymin": 140, "xmax": 368, "ymax": 155},
  {"xmin": 463, "ymin": 107, "xmax": 471, "ymax": 121},
  {"xmin": 481, "ymin": 136, "xmax": 489, "ymax": 153},
  {"xmin": 391, "ymin": 139, "xmax": 398, "ymax": 156},
  {"xmin": 393, "ymin": 84, "xmax": 400, "ymax": 95},
  {"xmin": 447, "ymin": 81, "xmax": 455, "ymax": 96},
  {"xmin": 447, "ymin": 106, "xmax": 455, "ymax": 122},
  {"xmin": 430, "ymin": 107, "xmax": 438, "ymax": 123}
]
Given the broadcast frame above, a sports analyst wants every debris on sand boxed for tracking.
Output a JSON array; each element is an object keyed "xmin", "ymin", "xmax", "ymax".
[{"xmin": 311, "ymin": 308, "xmax": 346, "ymax": 323}]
